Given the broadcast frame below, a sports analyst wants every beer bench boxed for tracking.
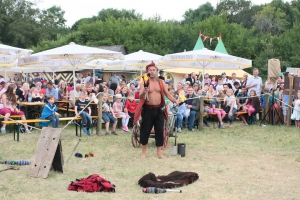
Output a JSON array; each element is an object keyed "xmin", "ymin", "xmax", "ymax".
[
  {"xmin": 2, "ymin": 116, "xmax": 105, "ymax": 141},
  {"xmin": 203, "ymin": 111, "xmax": 248, "ymax": 128}
]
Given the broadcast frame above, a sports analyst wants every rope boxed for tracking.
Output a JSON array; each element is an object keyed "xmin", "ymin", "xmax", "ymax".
[
  {"xmin": 0, "ymin": 114, "xmax": 42, "ymax": 131},
  {"xmin": 61, "ymin": 92, "xmax": 101, "ymax": 131}
]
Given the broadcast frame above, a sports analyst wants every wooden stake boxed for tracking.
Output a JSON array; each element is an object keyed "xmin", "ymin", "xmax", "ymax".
[
  {"xmin": 199, "ymin": 97, "xmax": 204, "ymax": 130},
  {"xmin": 287, "ymin": 74, "xmax": 294, "ymax": 127},
  {"xmin": 265, "ymin": 93, "xmax": 269, "ymax": 123},
  {"xmin": 96, "ymin": 92, "xmax": 103, "ymax": 136}
]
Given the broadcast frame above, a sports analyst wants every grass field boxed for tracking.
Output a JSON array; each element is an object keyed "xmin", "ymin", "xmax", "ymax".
[{"xmin": 0, "ymin": 122, "xmax": 300, "ymax": 200}]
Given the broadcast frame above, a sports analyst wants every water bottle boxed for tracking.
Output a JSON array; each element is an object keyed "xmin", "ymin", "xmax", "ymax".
[{"xmin": 28, "ymin": 94, "xmax": 32, "ymax": 102}]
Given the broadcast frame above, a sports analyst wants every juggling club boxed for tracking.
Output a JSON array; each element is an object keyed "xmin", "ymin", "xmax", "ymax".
[{"xmin": 143, "ymin": 187, "xmax": 182, "ymax": 194}]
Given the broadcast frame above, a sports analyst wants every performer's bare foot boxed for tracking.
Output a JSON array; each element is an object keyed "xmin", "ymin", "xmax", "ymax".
[
  {"xmin": 157, "ymin": 147, "xmax": 165, "ymax": 159},
  {"xmin": 141, "ymin": 154, "xmax": 146, "ymax": 159},
  {"xmin": 157, "ymin": 153, "xmax": 165, "ymax": 159}
]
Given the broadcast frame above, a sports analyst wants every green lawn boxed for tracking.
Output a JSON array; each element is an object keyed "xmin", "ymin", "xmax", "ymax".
[{"xmin": 0, "ymin": 122, "xmax": 300, "ymax": 200}]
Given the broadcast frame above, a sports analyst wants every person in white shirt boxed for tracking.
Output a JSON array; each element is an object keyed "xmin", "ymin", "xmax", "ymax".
[
  {"xmin": 69, "ymin": 84, "xmax": 82, "ymax": 108},
  {"xmin": 228, "ymin": 73, "xmax": 240, "ymax": 89},
  {"xmin": 246, "ymin": 68, "xmax": 263, "ymax": 96},
  {"xmin": 221, "ymin": 72, "xmax": 229, "ymax": 84},
  {"xmin": 224, "ymin": 89, "xmax": 237, "ymax": 127}
]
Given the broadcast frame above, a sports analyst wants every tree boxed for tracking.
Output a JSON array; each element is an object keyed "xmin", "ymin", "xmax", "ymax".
[
  {"xmin": 181, "ymin": 3, "xmax": 215, "ymax": 24},
  {"xmin": 97, "ymin": 8, "xmax": 142, "ymax": 21},
  {"xmin": 254, "ymin": 5, "xmax": 289, "ymax": 35},
  {"xmin": 0, "ymin": 0, "xmax": 68, "ymax": 48}
]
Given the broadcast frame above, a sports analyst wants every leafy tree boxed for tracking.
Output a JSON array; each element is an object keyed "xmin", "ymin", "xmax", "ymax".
[
  {"xmin": 0, "ymin": 0, "xmax": 68, "ymax": 48},
  {"xmin": 182, "ymin": 2, "xmax": 215, "ymax": 24},
  {"xmin": 254, "ymin": 5, "xmax": 288, "ymax": 35},
  {"xmin": 97, "ymin": 8, "xmax": 142, "ymax": 21}
]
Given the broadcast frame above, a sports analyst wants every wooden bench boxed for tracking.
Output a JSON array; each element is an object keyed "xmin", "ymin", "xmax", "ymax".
[
  {"xmin": 2, "ymin": 116, "xmax": 104, "ymax": 141},
  {"xmin": 203, "ymin": 111, "xmax": 249, "ymax": 128}
]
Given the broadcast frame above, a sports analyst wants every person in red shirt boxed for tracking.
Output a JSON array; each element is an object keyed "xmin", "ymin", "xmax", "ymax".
[{"xmin": 124, "ymin": 92, "xmax": 137, "ymax": 127}]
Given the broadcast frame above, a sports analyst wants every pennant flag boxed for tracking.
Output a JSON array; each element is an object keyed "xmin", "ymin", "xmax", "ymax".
[
  {"xmin": 203, "ymin": 35, "xmax": 210, "ymax": 42},
  {"xmin": 210, "ymin": 37, "xmax": 216, "ymax": 46}
]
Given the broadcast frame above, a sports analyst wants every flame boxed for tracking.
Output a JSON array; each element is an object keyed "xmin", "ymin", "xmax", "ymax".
[{"xmin": 143, "ymin": 74, "xmax": 149, "ymax": 82}]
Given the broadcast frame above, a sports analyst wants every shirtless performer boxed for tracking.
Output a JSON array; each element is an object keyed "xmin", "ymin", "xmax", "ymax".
[{"xmin": 134, "ymin": 62, "xmax": 180, "ymax": 159}]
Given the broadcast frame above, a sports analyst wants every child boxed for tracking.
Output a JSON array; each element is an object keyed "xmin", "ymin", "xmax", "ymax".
[
  {"xmin": 102, "ymin": 93, "xmax": 118, "ymax": 136},
  {"xmin": 175, "ymin": 101, "xmax": 187, "ymax": 133},
  {"xmin": 39, "ymin": 95, "xmax": 60, "ymax": 128},
  {"xmin": 124, "ymin": 92, "xmax": 137, "ymax": 127},
  {"xmin": 246, "ymin": 89, "xmax": 261, "ymax": 124},
  {"xmin": 113, "ymin": 94, "xmax": 130, "ymax": 132},
  {"xmin": 291, "ymin": 92, "xmax": 300, "ymax": 128},
  {"xmin": 210, "ymin": 86, "xmax": 226, "ymax": 128},
  {"xmin": 31, "ymin": 87, "xmax": 44, "ymax": 102},
  {"xmin": 75, "ymin": 92, "xmax": 92, "ymax": 136},
  {"xmin": 224, "ymin": 89, "xmax": 238, "ymax": 127}
]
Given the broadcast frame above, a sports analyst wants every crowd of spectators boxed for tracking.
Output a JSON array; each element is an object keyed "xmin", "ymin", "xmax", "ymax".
[{"xmin": 0, "ymin": 69, "xmax": 296, "ymax": 134}]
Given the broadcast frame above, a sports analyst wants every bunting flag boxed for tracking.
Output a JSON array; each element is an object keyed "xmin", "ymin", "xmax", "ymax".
[
  {"xmin": 203, "ymin": 35, "xmax": 210, "ymax": 42},
  {"xmin": 197, "ymin": 31, "xmax": 222, "ymax": 43},
  {"xmin": 210, "ymin": 37, "xmax": 216, "ymax": 45}
]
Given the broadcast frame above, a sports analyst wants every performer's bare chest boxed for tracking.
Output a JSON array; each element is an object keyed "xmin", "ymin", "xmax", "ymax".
[{"xmin": 148, "ymin": 81, "xmax": 161, "ymax": 94}]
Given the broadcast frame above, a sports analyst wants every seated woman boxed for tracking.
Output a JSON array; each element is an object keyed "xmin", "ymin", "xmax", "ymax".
[
  {"xmin": 206, "ymin": 84, "xmax": 216, "ymax": 99},
  {"xmin": 118, "ymin": 86, "xmax": 130, "ymax": 105},
  {"xmin": 210, "ymin": 85, "xmax": 226, "ymax": 129},
  {"xmin": 246, "ymin": 89, "xmax": 261, "ymax": 124},
  {"xmin": 0, "ymin": 84, "xmax": 31, "ymax": 134},
  {"xmin": 58, "ymin": 81, "xmax": 69, "ymax": 101},
  {"xmin": 16, "ymin": 83, "xmax": 30, "ymax": 102}
]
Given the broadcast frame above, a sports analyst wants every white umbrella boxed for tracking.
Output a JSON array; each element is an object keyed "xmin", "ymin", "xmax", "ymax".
[
  {"xmin": 160, "ymin": 48, "xmax": 252, "ymax": 87},
  {"xmin": 0, "ymin": 44, "xmax": 33, "ymax": 80},
  {"xmin": 86, "ymin": 50, "xmax": 170, "ymax": 75},
  {"xmin": 18, "ymin": 42, "xmax": 124, "ymax": 86}
]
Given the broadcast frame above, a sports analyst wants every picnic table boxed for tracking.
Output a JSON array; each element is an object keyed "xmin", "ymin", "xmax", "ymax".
[
  {"xmin": 19, "ymin": 102, "xmax": 45, "ymax": 118},
  {"xmin": 55, "ymin": 100, "xmax": 72, "ymax": 117}
]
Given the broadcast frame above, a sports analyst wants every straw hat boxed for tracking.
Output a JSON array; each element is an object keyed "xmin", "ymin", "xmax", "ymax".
[{"xmin": 115, "ymin": 94, "xmax": 122, "ymax": 99}]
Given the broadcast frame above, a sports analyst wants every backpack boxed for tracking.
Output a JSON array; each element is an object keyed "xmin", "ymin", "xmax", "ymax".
[{"xmin": 68, "ymin": 174, "xmax": 116, "ymax": 192}]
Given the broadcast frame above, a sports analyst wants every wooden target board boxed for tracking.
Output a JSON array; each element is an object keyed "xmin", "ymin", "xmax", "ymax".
[{"xmin": 29, "ymin": 127, "xmax": 63, "ymax": 178}]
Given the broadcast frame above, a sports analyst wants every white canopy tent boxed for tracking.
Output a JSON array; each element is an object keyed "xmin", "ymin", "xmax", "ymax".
[
  {"xmin": 18, "ymin": 42, "xmax": 124, "ymax": 86},
  {"xmin": 160, "ymin": 48, "xmax": 252, "ymax": 88},
  {"xmin": 85, "ymin": 50, "xmax": 170, "ymax": 75},
  {"xmin": 0, "ymin": 44, "xmax": 33, "ymax": 80}
]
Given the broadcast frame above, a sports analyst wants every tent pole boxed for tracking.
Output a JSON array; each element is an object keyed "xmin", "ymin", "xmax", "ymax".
[
  {"xmin": 93, "ymin": 68, "xmax": 95, "ymax": 85},
  {"xmin": 73, "ymin": 67, "xmax": 76, "ymax": 88}
]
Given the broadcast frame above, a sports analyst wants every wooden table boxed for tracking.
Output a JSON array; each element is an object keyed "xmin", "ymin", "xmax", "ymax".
[
  {"xmin": 19, "ymin": 102, "xmax": 45, "ymax": 118},
  {"xmin": 55, "ymin": 100, "xmax": 71, "ymax": 117}
]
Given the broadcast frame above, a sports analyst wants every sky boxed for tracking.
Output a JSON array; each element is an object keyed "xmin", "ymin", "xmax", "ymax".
[{"xmin": 32, "ymin": 0, "xmax": 274, "ymax": 27}]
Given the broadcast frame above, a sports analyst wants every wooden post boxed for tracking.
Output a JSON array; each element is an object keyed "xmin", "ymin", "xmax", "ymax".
[
  {"xmin": 199, "ymin": 96, "xmax": 204, "ymax": 130},
  {"xmin": 96, "ymin": 92, "xmax": 103, "ymax": 136},
  {"xmin": 265, "ymin": 93, "xmax": 269, "ymax": 123},
  {"xmin": 286, "ymin": 74, "xmax": 294, "ymax": 127}
]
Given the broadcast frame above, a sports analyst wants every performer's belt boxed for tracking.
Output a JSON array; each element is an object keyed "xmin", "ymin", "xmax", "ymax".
[{"xmin": 143, "ymin": 104, "xmax": 163, "ymax": 109}]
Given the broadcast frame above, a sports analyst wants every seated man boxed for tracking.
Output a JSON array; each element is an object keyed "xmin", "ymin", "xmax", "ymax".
[{"xmin": 185, "ymin": 87, "xmax": 200, "ymax": 131}]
